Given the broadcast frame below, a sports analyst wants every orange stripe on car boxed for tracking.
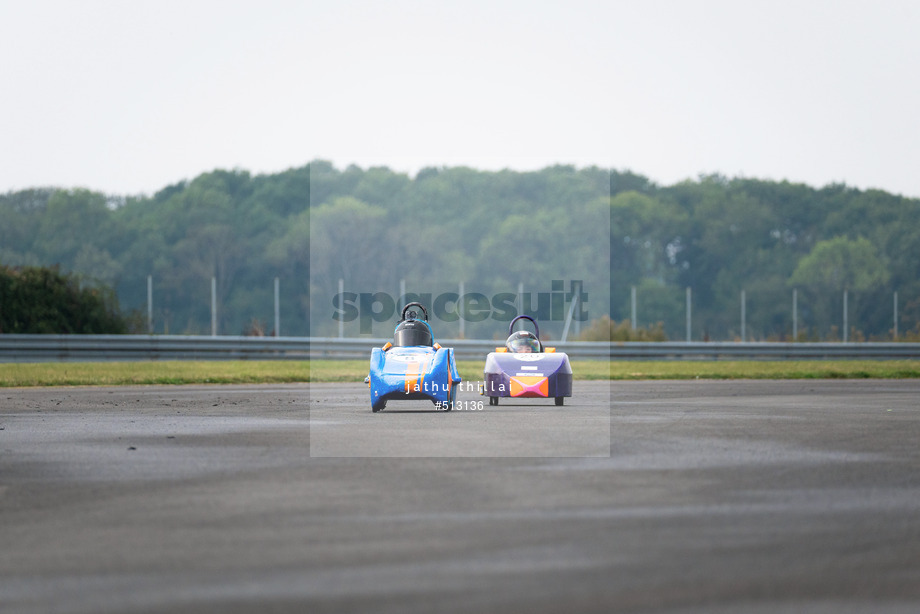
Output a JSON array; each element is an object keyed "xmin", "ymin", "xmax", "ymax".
[{"xmin": 405, "ymin": 360, "xmax": 421, "ymax": 394}]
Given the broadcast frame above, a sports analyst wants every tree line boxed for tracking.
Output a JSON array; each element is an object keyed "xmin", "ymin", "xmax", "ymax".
[
  {"xmin": 612, "ymin": 175, "xmax": 919, "ymax": 340},
  {"xmin": 1, "ymin": 161, "xmax": 918, "ymax": 340}
]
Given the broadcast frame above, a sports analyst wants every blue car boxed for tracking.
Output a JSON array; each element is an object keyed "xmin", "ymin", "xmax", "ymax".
[{"xmin": 367, "ymin": 302, "xmax": 461, "ymax": 412}]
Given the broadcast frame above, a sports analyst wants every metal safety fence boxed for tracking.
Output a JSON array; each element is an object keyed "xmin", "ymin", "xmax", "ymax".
[{"xmin": 2, "ymin": 335, "xmax": 920, "ymax": 362}]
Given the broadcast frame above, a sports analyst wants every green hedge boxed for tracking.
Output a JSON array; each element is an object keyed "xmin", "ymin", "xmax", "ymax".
[{"xmin": 0, "ymin": 265, "xmax": 129, "ymax": 334}]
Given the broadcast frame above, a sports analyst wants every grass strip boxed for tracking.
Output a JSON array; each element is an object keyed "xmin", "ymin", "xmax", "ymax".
[
  {"xmin": 1, "ymin": 359, "xmax": 918, "ymax": 388},
  {"xmin": 0, "ymin": 361, "xmax": 311, "ymax": 387},
  {"xmin": 608, "ymin": 360, "xmax": 920, "ymax": 380}
]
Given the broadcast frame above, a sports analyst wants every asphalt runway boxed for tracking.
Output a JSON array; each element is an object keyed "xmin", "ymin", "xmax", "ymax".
[{"xmin": 2, "ymin": 380, "xmax": 920, "ymax": 613}]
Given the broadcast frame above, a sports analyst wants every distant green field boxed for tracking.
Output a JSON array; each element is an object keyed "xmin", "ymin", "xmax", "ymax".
[{"xmin": 1, "ymin": 359, "xmax": 919, "ymax": 387}]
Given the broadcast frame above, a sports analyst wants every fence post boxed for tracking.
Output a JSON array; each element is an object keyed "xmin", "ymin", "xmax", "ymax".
[
  {"xmin": 793, "ymin": 288, "xmax": 798, "ymax": 341},
  {"xmin": 338, "ymin": 278, "xmax": 344, "ymax": 338},
  {"xmin": 631, "ymin": 285, "xmax": 637, "ymax": 330},
  {"xmin": 561, "ymin": 281, "xmax": 580, "ymax": 342},
  {"xmin": 686, "ymin": 287, "xmax": 692, "ymax": 342},
  {"xmin": 274, "ymin": 277, "xmax": 280, "ymax": 337},
  {"xmin": 147, "ymin": 275, "xmax": 153, "ymax": 334},
  {"xmin": 741, "ymin": 289, "xmax": 746, "ymax": 342},
  {"xmin": 894, "ymin": 290, "xmax": 899, "ymax": 340},
  {"xmin": 211, "ymin": 277, "xmax": 217, "ymax": 337},
  {"xmin": 211, "ymin": 277, "xmax": 217, "ymax": 336},
  {"xmin": 843, "ymin": 289, "xmax": 848, "ymax": 342},
  {"xmin": 458, "ymin": 282, "xmax": 465, "ymax": 338}
]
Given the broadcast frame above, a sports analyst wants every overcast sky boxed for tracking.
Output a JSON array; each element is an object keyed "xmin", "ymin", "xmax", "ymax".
[{"xmin": 2, "ymin": 0, "xmax": 919, "ymax": 198}]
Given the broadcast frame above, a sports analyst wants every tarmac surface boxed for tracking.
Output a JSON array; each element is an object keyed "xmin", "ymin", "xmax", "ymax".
[{"xmin": 2, "ymin": 379, "xmax": 920, "ymax": 613}]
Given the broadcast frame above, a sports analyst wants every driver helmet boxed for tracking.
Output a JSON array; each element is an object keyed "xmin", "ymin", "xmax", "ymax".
[
  {"xmin": 393, "ymin": 319, "xmax": 433, "ymax": 347},
  {"xmin": 505, "ymin": 330, "xmax": 542, "ymax": 353}
]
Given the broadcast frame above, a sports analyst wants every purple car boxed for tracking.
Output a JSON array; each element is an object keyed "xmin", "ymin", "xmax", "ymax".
[{"xmin": 482, "ymin": 315, "xmax": 572, "ymax": 406}]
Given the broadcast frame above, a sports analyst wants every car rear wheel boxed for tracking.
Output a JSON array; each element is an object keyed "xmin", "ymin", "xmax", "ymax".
[
  {"xmin": 445, "ymin": 382, "xmax": 458, "ymax": 411},
  {"xmin": 555, "ymin": 397, "xmax": 564, "ymax": 406}
]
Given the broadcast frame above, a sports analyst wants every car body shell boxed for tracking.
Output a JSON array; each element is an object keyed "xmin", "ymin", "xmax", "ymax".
[
  {"xmin": 481, "ymin": 315, "xmax": 573, "ymax": 406},
  {"xmin": 368, "ymin": 303, "xmax": 461, "ymax": 412},
  {"xmin": 483, "ymin": 349, "xmax": 572, "ymax": 405},
  {"xmin": 369, "ymin": 344, "xmax": 461, "ymax": 411}
]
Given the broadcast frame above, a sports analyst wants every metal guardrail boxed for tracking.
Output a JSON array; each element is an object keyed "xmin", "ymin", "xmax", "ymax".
[
  {"xmin": 0, "ymin": 334, "xmax": 311, "ymax": 362},
  {"xmin": 608, "ymin": 341, "xmax": 920, "ymax": 360},
  {"xmin": 307, "ymin": 338, "xmax": 614, "ymax": 360},
  {"xmin": 1, "ymin": 334, "xmax": 920, "ymax": 362}
]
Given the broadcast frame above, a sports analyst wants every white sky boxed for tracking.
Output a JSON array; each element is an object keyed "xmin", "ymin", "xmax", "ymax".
[{"xmin": 2, "ymin": 0, "xmax": 919, "ymax": 198}]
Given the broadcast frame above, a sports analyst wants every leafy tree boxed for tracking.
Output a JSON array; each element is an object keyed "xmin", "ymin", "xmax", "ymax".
[
  {"xmin": 610, "ymin": 190, "xmax": 686, "ymax": 287},
  {"xmin": 0, "ymin": 265, "xmax": 130, "ymax": 333},
  {"xmin": 33, "ymin": 189, "xmax": 112, "ymax": 268},
  {"xmin": 309, "ymin": 197, "xmax": 390, "ymax": 335},
  {"xmin": 789, "ymin": 236, "xmax": 889, "ymax": 293},
  {"xmin": 0, "ymin": 188, "xmax": 55, "ymax": 266},
  {"xmin": 789, "ymin": 236, "xmax": 890, "ymax": 337}
]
